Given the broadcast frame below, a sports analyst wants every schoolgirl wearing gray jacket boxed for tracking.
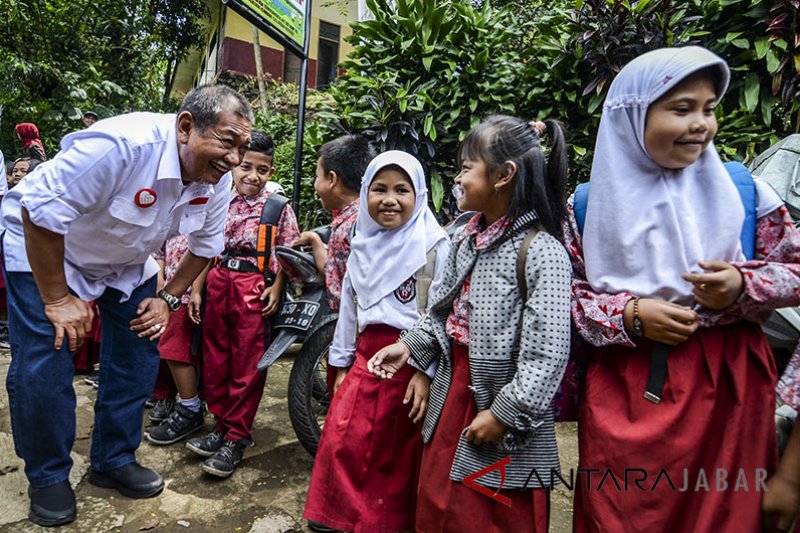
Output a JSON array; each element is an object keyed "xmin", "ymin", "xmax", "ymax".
[{"xmin": 369, "ymin": 115, "xmax": 572, "ymax": 533}]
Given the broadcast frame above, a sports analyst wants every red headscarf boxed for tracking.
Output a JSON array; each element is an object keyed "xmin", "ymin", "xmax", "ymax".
[{"xmin": 15, "ymin": 123, "xmax": 46, "ymax": 159}]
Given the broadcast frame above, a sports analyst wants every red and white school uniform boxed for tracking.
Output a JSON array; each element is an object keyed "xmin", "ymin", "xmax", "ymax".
[
  {"xmin": 202, "ymin": 187, "xmax": 299, "ymax": 442},
  {"xmin": 322, "ymin": 198, "xmax": 358, "ymax": 396},
  {"xmin": 569, "ymin": 47, "xmax": 800, "ymax": 532},
  {"xmin": 304, "ymin": 151, "xmax": 448, "ymax": 533},
  {"xmin": 151, "ymin": 235, "xmax": 198, "ymax": 399}
]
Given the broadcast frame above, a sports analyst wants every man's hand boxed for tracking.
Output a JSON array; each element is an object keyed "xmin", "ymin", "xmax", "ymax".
[
  {"xmin": 260, "ymin": 283, "xmax": 282, "ymax": 317},
  {"xmin": 404, "ymin": 371, "xmax": 430, "ymax": 423},
  {"xmin": 333, "ymin": 367, "xmax": 349, "ymax": 395},
  {"xmin": 43, "ymin": 294, "xmax": 94, "ymax": 351},
  {"xmin": 367, "ymin": 341, "xmax": 411, "ymax": 380},
  {"xmin": 464, "ymin": 410, "xmax": 507, "ymax": 445},
  {"xmin": 682, "ymin": 260, "xmax": 744, "ymax": 311},
  {"xmin": 130, "ymin": 297, "xmax": 170, "ymax": 341},
  {"xmin": 188, "ymin": 291, "xmax": 202, "ymax": 324}
]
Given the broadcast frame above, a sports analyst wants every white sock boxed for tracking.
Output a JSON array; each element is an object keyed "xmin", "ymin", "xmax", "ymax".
[{"xmin": 178, "ymin": 395, "xmax": 201, "ymax": 413}]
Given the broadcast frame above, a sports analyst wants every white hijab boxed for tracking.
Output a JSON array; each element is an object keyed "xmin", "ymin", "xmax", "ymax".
[
  {"xmin": 583, "ymin": 46, "xmax": 781, "ymax": 305},
  {"xmin": 347, "ymin": 150, "xmax": 447, "ymax": 309}
]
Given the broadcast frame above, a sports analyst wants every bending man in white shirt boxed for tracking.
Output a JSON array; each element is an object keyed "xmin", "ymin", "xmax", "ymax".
[{"xmin": 1, "ymin": 84, "xmax": 253, "ymax": 527}]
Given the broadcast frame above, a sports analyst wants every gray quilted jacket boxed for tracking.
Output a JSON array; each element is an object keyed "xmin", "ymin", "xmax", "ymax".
[{"xmin": 401, "ymin": 211, "xmax": 571, "ymax": 489}]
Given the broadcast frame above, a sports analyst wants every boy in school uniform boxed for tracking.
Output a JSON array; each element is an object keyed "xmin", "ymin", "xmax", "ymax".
[
  {"xmin": 145, "ymin": 234, "xmax": 208, "ymax": 444},
  {"xmin": 185, "ymin": 131, "xmax": 300, "ymax": 477},
  {"xmin": 293, "ymin": 135, "xmax": 375, "ymax": 401},
  {"xmin": 293, "ymin": 135, "xmax": 375, "ymax": 313}
]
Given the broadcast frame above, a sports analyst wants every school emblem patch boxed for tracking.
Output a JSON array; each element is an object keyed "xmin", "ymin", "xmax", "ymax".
[
  {"xmin": 394, "ymin": 277, "xmax": 416, "ymax": 304},
  {"xmin": 134, "ymin": 188, "xmax": 157, "ymax": 208}
]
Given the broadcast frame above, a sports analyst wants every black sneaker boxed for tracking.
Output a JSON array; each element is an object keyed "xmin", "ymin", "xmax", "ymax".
[
  {"xmin": 307, "ymin": 520, "xmax": 339, "ymax": 532},
  {"xmin": 145, "ymin": 394, "xmax": 158, "ymax": 408},
  {"xmin": 201, "ymin": 440, "xmax": 246, "ymax": 478},
  {"xmin": 83, "ymin": 372, "xmax": 100, "ymax": 389},
  {"xmin": 148, "ymin": 398, "xmax": 176, "ymax": 423},
  {"xmin": 185, "ymin": 430, "xmax": 225, "ymax": 458},
  {"xmin": 146, "ymin": 404, "xmax": 204, "ymax": 445}
]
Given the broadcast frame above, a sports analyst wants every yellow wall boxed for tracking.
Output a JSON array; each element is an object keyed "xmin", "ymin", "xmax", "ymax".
[
  {"xmin": 171, "ymin": 0, "xmax": 358, "ymax": 96},
  {"xmin": 225, "ymin": 1, "xmax": 356, "ymax": 61}
]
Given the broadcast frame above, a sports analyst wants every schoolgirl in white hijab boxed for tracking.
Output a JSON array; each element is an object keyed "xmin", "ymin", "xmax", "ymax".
[
  {"xmin": 572, "ymin": 46, "xmax": 800, "ymax": 533},
  {"xmin": 346, "ymin": 150, "xmax": 448, "ymax": 309},
  {"xmin": 305, "ymin": 150, "xmax": 449, "ymax": 533},
  {"xmin": 583, "ymin": 46, "xmax": 781, "ymax": 305}
]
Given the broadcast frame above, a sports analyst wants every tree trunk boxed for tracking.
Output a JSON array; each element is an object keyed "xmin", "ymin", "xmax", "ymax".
[{"xmin": 252, "ymin": 25, "xmax": 268, "ymax": 118}]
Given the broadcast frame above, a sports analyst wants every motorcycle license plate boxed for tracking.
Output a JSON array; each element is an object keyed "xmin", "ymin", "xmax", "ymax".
[{"xmin": 275, "ymin": 300, "xmax": 319, "ymax": 331}]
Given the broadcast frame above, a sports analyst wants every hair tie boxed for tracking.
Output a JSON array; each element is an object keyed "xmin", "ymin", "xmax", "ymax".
[{"xmin": 528, "ymin": 120, "xmax": 547, "ymax": 137}]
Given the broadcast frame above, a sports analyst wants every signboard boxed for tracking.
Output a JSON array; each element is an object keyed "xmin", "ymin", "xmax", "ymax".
[{"xmin": 240, "ymin": 0, "xmax": 307, "ymax": 47}]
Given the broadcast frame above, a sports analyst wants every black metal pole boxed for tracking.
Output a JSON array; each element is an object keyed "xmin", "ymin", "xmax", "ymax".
[{"xmin": 292, "ymin": 0, "xmax": 313, "ymax": 216}]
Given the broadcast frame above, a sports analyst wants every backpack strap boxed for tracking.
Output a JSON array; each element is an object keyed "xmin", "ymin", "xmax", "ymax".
[
  {"xmin": 573, "ymin": 182, "xmax": 590, "ymax": 236},
  {"xmin": 572, "ymin": 164, "xmax": 757, "ymax": 260},
  {"xmin": 254, "ymin": 193, "xmax": 290, "ymax": 274},
  {"xmin": 516, "ymin": 227, "xmax": 540, "ymax": 301},
  {"xmin": 221, "ymin": 193, "xmax": 289, "ymax": 278},
  {"xmin": 722, "ymin": 161, "xmax": 757, "ymax": 260},
  {"xmin": 415, "ymin": 245, "xmax": 439, "ymax": 315}
]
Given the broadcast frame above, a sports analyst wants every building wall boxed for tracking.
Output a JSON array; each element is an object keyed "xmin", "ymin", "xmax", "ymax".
[{"xmin": 170, "ymin": 0, "xmax": 357, "ymax": 96}]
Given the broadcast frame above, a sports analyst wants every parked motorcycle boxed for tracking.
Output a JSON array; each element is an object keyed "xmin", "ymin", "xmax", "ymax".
[
  {"xmin": 751, "ymin": 134, "xmax": 800, "ymax": 454},
  {"xmin": 256, "ymin": 227, "xmax": 336, "ymax": 456}
]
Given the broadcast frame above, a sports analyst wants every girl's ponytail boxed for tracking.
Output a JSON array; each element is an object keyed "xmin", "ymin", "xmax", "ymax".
[
  {"xmin": 458, "ymin": 115, "xmax": 569, "ymax": 240},
  {"xmin": 542, "ymin": 119, "xmax": 568, "ymax": 240}
]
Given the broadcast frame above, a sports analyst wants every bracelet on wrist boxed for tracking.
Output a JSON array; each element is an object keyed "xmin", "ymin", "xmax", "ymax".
[{"xmin": 632, "ymin": 297, "xmax": 644, "ymax": 337}]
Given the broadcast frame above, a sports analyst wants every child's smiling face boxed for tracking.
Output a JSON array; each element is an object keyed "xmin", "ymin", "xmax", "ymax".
[
  {"xmin": 367, "ymin": 166, "xmax": 416, "ymax": 229},
  {"xmin": 644, "ymin": 72, "xmax": 719, "ymax": 170},
  {"xmin": 232, "ymin": 150, "xmax": 275, "ymax": 197}
]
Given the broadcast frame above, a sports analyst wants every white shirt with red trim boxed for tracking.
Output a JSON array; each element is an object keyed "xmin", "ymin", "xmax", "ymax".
[{"xmin": 1, "ymin": 112, "xmax": 231, "ymax": 302}]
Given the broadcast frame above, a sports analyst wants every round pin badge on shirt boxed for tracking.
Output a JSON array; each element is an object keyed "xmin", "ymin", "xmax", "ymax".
[{"xmin": 134, "ymin": 188, "xmax": 157, "ymax": 208}]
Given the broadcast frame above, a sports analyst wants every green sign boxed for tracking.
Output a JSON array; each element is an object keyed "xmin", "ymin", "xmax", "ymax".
[{"xmin": 241, "ymin": 0, "xmax": 306, "ymax": 46}]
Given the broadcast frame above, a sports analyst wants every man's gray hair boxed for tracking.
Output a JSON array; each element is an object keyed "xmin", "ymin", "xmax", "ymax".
[{"xmin": 178, "ymin": 84, "xmax": 254, "ymax": 131}]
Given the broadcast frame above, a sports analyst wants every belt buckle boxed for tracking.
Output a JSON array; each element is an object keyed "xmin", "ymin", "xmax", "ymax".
[{"xmin": 228, "ymin": 258, "xmax": 241, "ymax": 270}]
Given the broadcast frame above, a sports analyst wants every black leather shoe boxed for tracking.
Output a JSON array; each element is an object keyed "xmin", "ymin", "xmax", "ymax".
[
  {"xmin": 89, "ymin": 462, "xmax": 164, "ymax": 498},
  {"xmin": 28, "ymin": 480, "xmax": 76, "ymax": 527}
]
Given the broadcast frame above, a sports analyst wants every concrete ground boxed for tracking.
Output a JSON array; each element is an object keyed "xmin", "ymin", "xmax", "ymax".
[{"xmin": 0, "ymin": 348, "xmax": 578, "ymax": 532}]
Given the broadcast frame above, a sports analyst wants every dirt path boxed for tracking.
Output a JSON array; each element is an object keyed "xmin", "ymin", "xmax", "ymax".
[{"xmin": 0, "ymin": 350, "xmax": 577, "ymax": 532}]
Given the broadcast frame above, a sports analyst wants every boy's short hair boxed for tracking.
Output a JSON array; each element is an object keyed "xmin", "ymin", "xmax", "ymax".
[
  {"xmin": 248, "ymin": 130, "xmax": 276, "ymax": 159},
  {"xmin": 318, "ymin": 134, "xmax": 375, "ymax": 193}
]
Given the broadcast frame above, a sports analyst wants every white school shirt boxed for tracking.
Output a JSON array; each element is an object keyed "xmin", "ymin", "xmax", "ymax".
[
  {"xmin": 329, "ymin": 238, "xmax": 450, "ymax": 378},
  {"xmin": 1, "ymin": 112, "xmax": 230, "ymax": 302}
]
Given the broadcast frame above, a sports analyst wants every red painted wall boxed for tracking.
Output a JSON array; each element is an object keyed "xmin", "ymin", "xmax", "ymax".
[{"xmin": 221, "ymin": 37, "xmax": 317, "ymax": 87}]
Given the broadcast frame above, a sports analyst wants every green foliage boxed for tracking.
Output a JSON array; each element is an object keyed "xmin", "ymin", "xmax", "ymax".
[
  {"xmin": 320, "ymin": 0, "xmax": 536, "ymax": 211},
  {"xmin": 248, "ymin": 79, "xmax": 335, "ymax": 230},
  {"xmin": 320, "ymin": 0, "xmax": 800, "ymax": 195},
  {"xmin": 0, "ymin": 0, "xmax": 209, "ymax": 157}
]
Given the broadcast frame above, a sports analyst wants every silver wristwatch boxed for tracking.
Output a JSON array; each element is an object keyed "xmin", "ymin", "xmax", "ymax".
[{"xmin": 157, "ymin": 289, "xmax": 181, "ymax": 312}]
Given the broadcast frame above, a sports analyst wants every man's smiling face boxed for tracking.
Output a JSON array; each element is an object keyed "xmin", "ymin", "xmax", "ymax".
[{"xmin": 177, "ymin": 109, "xmax": 252, "ymax": 185}]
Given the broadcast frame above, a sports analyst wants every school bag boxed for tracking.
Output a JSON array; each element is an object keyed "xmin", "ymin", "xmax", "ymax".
[
  {"xmin": 572, "ymin": 161, "xmax": 758, "ymax": 260},
  {"xmin": 217, "ymin": 192, "xmax": 291, "ymax": 283}
]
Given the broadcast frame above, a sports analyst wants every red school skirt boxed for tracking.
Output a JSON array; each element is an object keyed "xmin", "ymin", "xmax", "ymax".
[
  {"xmin": 72, "ymin": 301, "xmax": 101, "ymax": 372},
  {"xmin": 574, "ymin": 322, "xmax": 777, "ymax": 532},
  {"xmin": 415, "ymin": 341, "xmax": 550, "ymax": 533},
  {"xmin": 304, "ymin": 324, "xmax": 422, "ymax": 533}
]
